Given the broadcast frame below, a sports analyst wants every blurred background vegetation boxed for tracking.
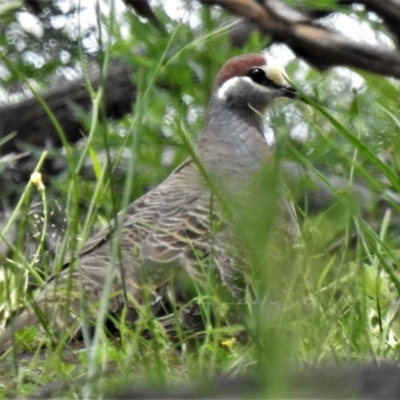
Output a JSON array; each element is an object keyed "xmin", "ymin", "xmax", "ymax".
[{"xmin": 1, "ymin": 0, "xmax": 400, "ymax": 397}]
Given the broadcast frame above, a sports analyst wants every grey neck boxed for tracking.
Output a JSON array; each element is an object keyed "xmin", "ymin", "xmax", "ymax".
[{"xmin": 198, "ymin": 96, "xmax": 272, "ymax": 179}]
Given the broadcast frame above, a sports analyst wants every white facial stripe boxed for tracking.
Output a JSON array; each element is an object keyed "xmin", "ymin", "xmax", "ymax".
[
  {"xmin": 217, "ymin": 76, "xmax": 242, "ymax": 100},
  {"xmin": 217, "ymin": 76, "xmax": 272, "ymax": 100},
  {"xmin": 262, "ymin": 56, "xmax": 289, "ymax": 86}
]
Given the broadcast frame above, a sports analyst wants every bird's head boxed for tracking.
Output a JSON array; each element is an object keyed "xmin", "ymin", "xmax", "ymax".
[
  {"xmin": 199, "ymin": 53, "xmax": 299, "ymax": 176},
  {"xmin": 212, "ymin": 53, "xmax": 297, "ymax": 114}
]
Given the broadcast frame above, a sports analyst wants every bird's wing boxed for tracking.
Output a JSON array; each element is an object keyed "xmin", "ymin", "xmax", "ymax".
[
  {"xmin": 115, "ymin": 159, "xmax": 215, "ymax": 286},
  {"xmin": 60, "ymin": 158, "xmax": 195, "ymax": 266},
  {"xmin": 0, "ymin": 160, "xmax": 217, "ymax": 352}
]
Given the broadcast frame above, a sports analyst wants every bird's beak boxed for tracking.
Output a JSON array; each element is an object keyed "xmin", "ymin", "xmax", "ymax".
[
  {"xmin": 279, "ymin": 85, "xmax": 297, "ymax": 99},
  {"xmin": 280, "ymin": 85, "xmax": 311, "ymax": 105}
]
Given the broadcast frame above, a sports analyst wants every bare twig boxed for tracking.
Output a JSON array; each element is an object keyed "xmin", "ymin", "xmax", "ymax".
[{"xmin": 200, "ymin": 0, "xmax": 400, "ymax": 78}]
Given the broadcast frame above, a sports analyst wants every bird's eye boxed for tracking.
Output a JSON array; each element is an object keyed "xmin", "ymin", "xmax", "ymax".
[{"xmin": 246, "ymin": 68, "xmax": 268, "ymax": 85}]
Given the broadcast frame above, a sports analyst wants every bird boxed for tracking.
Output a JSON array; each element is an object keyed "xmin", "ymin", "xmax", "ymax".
[{"xmin": 0, "ymin": 53, "xmax": 299, "ymax": 353}]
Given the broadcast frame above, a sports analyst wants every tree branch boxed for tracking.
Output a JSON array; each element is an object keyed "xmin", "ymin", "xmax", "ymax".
[
  {"xmin": 200, "ymin": 0, "xmax": 400, "ymax": 78},
  {"xmin": 0, "ymin": 60, "xmax": 135, "ymax": 155}
]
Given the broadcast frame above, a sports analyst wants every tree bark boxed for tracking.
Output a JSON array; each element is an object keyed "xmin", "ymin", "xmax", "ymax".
[{"xmin": 0, "ymin": 60, "xmax": 135, "ymax": 155}]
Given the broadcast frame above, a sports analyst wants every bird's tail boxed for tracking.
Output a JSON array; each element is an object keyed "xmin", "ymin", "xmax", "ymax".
[
  {"xmin": 0, "ymin": 295, "xmax": 85, "ymax": 355},
  {"xmin": 0, "ymin": 308, "xmax": 39, "ymax": 354}
]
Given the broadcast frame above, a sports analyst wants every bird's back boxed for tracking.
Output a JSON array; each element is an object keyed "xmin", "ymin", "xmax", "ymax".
[{"xmin": 0, "ymin": 159, "xmax": 225, "ymax": 351}]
